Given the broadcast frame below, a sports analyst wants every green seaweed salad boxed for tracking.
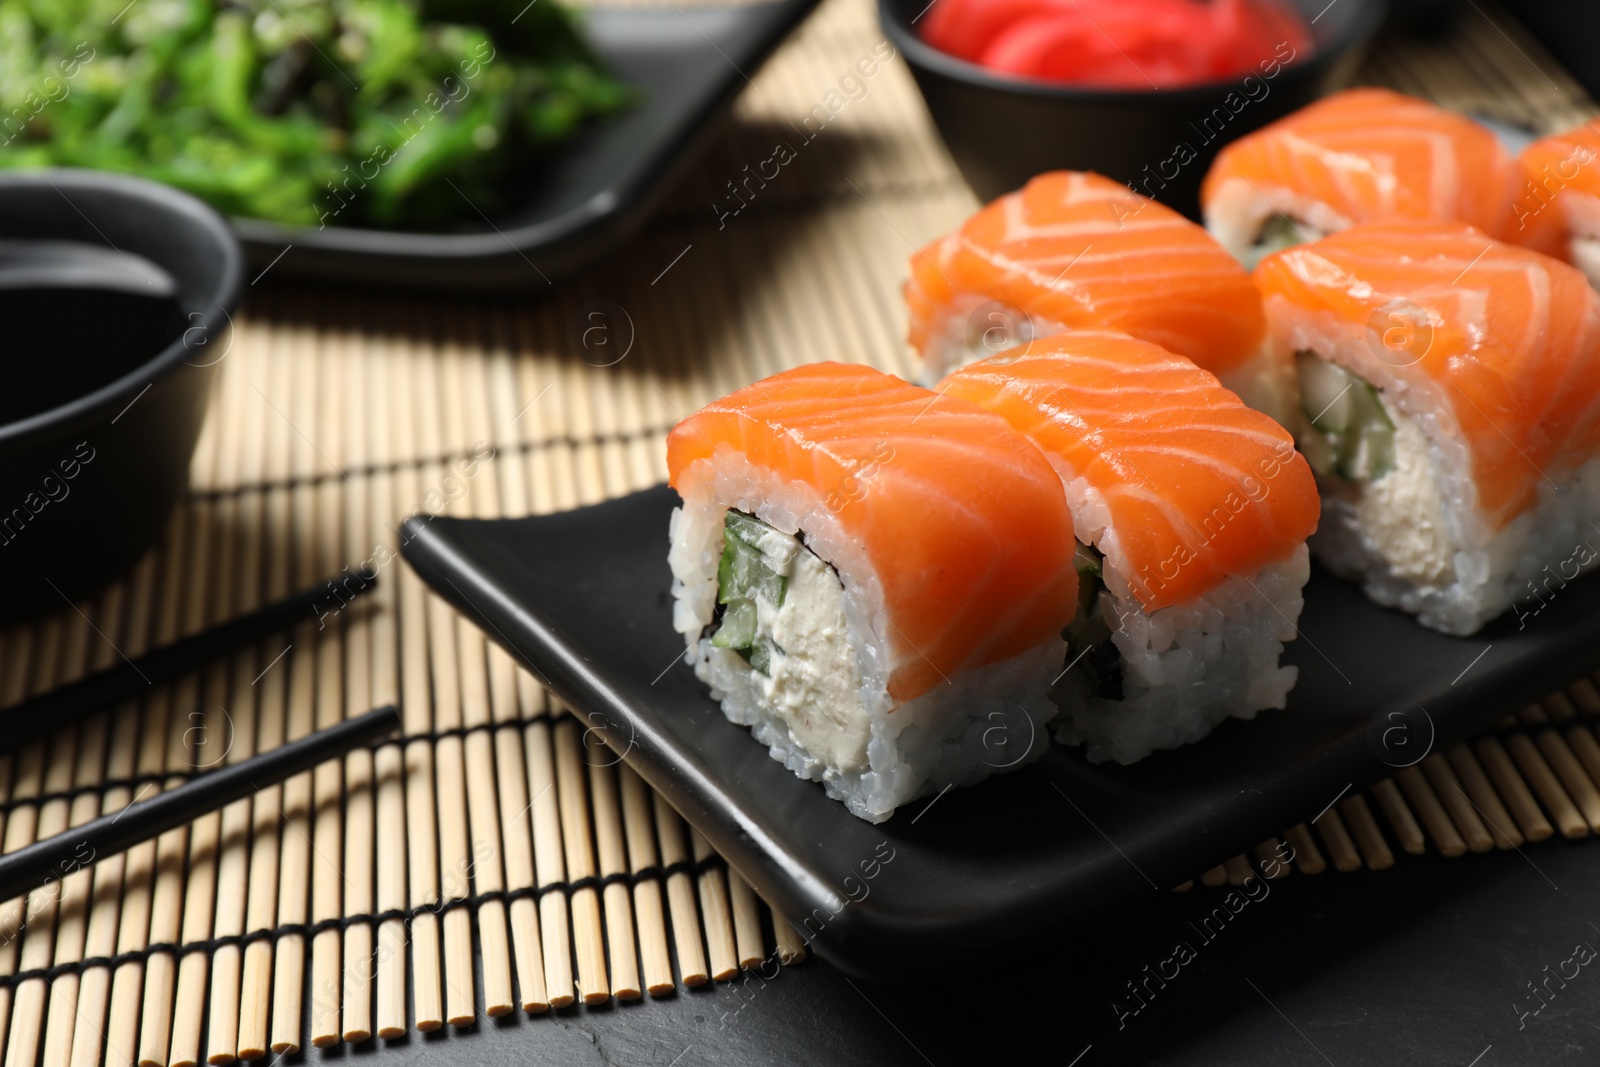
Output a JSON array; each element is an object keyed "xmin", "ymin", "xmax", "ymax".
[{"xmin": 0, "ymin": 0, "xmax": 629, "ymax": 227}]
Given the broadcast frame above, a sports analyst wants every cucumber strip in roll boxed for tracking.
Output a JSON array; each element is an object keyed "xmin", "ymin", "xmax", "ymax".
[
  {"xmin": 1296, "ymin": 351, "xmax": 1396, "ymax": 481},
  {"xmin": 1062, "ymin": 541, "xmax": 1122, "ymax": 701},
  {"xmin": 711, "ymin": 510, "xmax": 787, "ymax": 671}
]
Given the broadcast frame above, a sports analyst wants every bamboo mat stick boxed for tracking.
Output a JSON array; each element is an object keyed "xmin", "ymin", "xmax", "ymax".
[
  {"xmin": 690, "ymin": 829, "xmax": 739, "ymax": 981},
  {"xmin": 169, "ymin": 378, "xmax": 250, "ymax": 1067},
  {"xmin": 163, "ymin": 317, "xmax": 252, "ymax": 1066},
  {"xmin": 586, "ymin": 759, "xmax": 641, "ymax": 1000},
  {"xmin": 393, "ymin": 363, "xmax": 445, "ymax": 1034},
  {"xmin": 1199, "ymin": 865, "xmax": 1227, "ymax": 887},
  {"xmin": 1544, "ymin": 692, "xmax": 1580, "ymax": 723},
  {"xmin": 542, "ymin": 373, "xmax": 619, "ymax": 1004},
  {"xmin": 1396, "ymin": 766, "xmax": 1466, "ymax": 857},
  {"xmin": 1421, "ymin": 754, "xmax": 1493, "ymax": 854},
  {"xmin": 505, "ymin": 326, "xmax": 588, "ymax": 1011},
  {"xmin": 268, "ymin": 446, "xmax": 325, "ymax": 1054},
  {"xmin": 618, "ymin": 767, "xmax": 673, "ymax": 997},
  {"xmin": 8, "ymin": 614, "xmax": 89, "ymax": 1067},
  {"xmin": 419, "ymin": 534, "xmax": 479, "ymax": 1027},
  {"xmin": 1569, "ymin": 678, "xmax": 1600, "ymax": 715},
  {"xmin": 137, "ymin": 694, "xmax": 199, "ymax": 1067},
  {"xmin": 70, "ymin": 705, "xmax": 145, "ymax": 1067},
  {"xmin": 339, "ymin": 323, "xmax": 378, "ymax": 1045},
  {"xmin": 479, "ymin": 342, "xmax": 550, "ymax": 1016},
  {"xmin": 1338, "ymin": 797, "xmax": 1393, "ymax": 871},
  {"xmin": 513, "ymin": 429, "xmax": 577, "ymax": 1011},
  {"xmin": 1535, "ymin": 728, "xmax": 1600, "ymax": 832},
  {"xmin": 522, "ymin": 711, "xmax": 574, "ymax": 1009},
  {"xmin": 112, "ymin": 515, "xmax": 196, "ymax": 1067},
  {"xmin": 40, "ymin": 627, "xmax": 116, "ymax": 1067},
  {"xmin": 454, "ymin": 315, "xmax": 554, "ymax": 1016},
  {"xmin": 652, "ymin": 795, "xmax": 708, "ymax": 987},
  {"xmin": 167, "ymin": 672, "xmax": 232, "ymax": 1067},
  {"xmin": 410, "ymin": 332, "xmax": 480, "ymax": 1030},
  {"xmin": 436, "ymin": 327, "xmax": 516, "ymax": 1020},
  {"xmin": 1368, "ymin": 780, "xmax": 1427, "ymax": 856},
  {"xmin": 0, "ymin": 630, "xmax": 30, "ymax": 1060},
  {"xmin": 1472, "ymin": 735, "xmax": 1548, "ymax": 844},
  {"xmin": 727, "ymin": 872, "xmax": 765, "ymax": 970},
  {"xmin": 208, "ymin": 427, "xmax": 271, "ymax": 1065},
  {"xmin": 360, "ymin": 326, "xmax": 407, "ymax": 1042},
  {"xmin": 308, "ymin": 333, "xmax": 349, "ymax": 1049},
  {"xmin": 553, "ymin": 716, "xmax": 610, "ymax": 1003},
  {"xmin": 1253, "ymin": 840, "xmax": 1288, "ymax": 880},
  {"xmin": 0, "ymin": 733, "xmax": 47, "ymax": 1065},
  {"xmin": 1305, "ymin": 809, "xmax": 1356, "ymax": 876},
  {"xmin": 771, "ymin": 909, "xmax": 807, "ymax": 966},
  {"xmin": 1283, "ymin": 824, "xmax": 1325, "ymax": 875},
  {"xmin": 1474, "ymin": 736, "xmax": 1553, "ymax": 843},
  {"xmin": 72, "ymin": 553, "xmax": 159, "ymax": 1067},
  {"xmin": 32, "ymin": 586, "xmax": 114, "ymax": 1067},
  {"xmin": 208, "ymin": 399, "xmax": 267, "ymax": 1065},
  {"xmin": 1562, "ymin": 725, "xmax": 1600, "ymax": 822},
  {"xmin": 237, "ymin": 490, "xmax": 292, "ymax": 1061},
  {"xmin": 1222, "ymin": 855, "xmax": 1253, "ymax": 886},
  {"xmin": 237, "ymin": 325, "xmax": 293, "ymax": 1059},
  {"xmin": 1505, "ymin": 733, "xmax": 1586, "ymax": 839},
  {"xmin": 1446, "ymin": 742, "xmax": 1522, "ymax": 849},
  {"xmin": 451, "ymin": 637, "xmax": 516, "ymax": 1021},
  {"xmin": 369, "ymin": 459, "xmax": 409, "ymax": 1039}
]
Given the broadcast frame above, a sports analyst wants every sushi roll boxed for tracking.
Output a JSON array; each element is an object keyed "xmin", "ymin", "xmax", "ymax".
[
  {"xmin": 1511, "ymin": 122, "xmax": 1600, "ymax": 286},
  {"xmin": 939, "ymin": 331, "xmax": 1320, "ymax": 765},
  {"xmin": 902, "ymin": 171, "xmax": 1288, "ymax": 422},
  {"xmin": 1255, "ymin": 220, "xmax": 1600, "ymax": 635},
  {"xmin": 1202, "ymin": 89, "xmax": 1516, "ymax": 267},
  {"xmin": 666, "ymin": 362, "xmax": 1081, "ymax": 821}
]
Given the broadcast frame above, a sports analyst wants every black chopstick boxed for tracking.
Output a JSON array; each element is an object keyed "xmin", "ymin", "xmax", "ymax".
[
  {"xmin": 0, "ymin": 705, "xmax": 399, "ymax": 907},
  {"xmin": 0, "ymin": 566, "xmax": 377, "ymax": 754}
]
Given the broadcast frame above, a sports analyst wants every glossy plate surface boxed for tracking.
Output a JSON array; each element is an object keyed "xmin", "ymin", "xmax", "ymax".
[
  {"xmin": 233, "ymin": 0, "xmax": 819, "ymax": 290},
  {"xmin": 401, "ymin": 486, "xmax": 1600, "ymax": 978}
]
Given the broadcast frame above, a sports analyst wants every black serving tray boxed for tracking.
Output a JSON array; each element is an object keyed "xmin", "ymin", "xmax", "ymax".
[
  {"xmin": 233, "ymin": 0, "xmax": 818, "ymax": 291},
  {"xmin": 401, "ymin": 485, "xmax": 1600, "ymax": 980}
]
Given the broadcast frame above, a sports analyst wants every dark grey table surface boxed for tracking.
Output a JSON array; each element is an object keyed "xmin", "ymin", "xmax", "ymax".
[{"xmin": 274, "ymin": 837, "xmax": 1600, "ymax": 1066}]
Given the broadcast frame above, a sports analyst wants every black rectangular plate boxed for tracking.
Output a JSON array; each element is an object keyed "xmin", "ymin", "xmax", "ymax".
[
  {"xmin": 401, "ymin": 486, "xmax": 1600, "ymax": 979},
  {"xmin": 232, "ymin": 0, "xmax": 818, "ymax": 291}
]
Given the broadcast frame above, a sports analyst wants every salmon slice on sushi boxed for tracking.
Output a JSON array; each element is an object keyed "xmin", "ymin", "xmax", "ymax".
[
  {"xmin": 666, "ymin": 362, "xmax": 1081, "ymax": 821},
  {"xmin": 1203, "ymin": 89, "xmax": 1517, "ymax": 267},
  {"xmin": 1512, "ymin": 121, "xmax": 1600, "ymax": 286},
  {"xmin": 1255, "ymin": 220, "xmax": 1600, "ymax": 635},
  {"xmin": 902, "ymin": 171, "xmax": 1288, "ymax": 422},
  {"xmin": 939, "ymin": 331, "xmax": 1320, "ymax": 765}
]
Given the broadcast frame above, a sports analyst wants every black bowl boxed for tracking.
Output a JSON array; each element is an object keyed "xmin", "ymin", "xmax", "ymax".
[
  {"xmin": 0, "ymin": 170, "xmax": 242, "ymax": 623},
  {"xmin": 882, "ymin": 0, "xmax": 1389, "ymax": 216}
]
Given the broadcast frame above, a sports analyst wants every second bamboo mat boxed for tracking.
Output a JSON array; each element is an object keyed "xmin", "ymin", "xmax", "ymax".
[{"xmin": 0, "ymin": 1, "xmax": 1597, "ymax": 1065}]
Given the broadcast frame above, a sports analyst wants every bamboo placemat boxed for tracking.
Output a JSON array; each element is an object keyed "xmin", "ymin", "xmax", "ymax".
[{"xmin": 0, "ymin": 1, "xmax": 1597, "ymax": 1064}]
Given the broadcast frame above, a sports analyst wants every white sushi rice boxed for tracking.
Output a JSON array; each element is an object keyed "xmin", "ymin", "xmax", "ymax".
[
  {"xmin": 1205, "ymin": 180, "xmax": 1340, "ymax": 264},
  {"xmin": 669, "ymin": 458, "xmax": 1064, "ymax": 823},
  {"xmin": 1286, "ymin": 339, "xmax": 1600, "ymax": 636},
  {"xmin": 1309, "ymin": 398, "xmax": 1600, "ymax": 636},
  {"xmin": 1557, "ymin": 192, "xmax": 1600, "ymax": 289},
  {"xmin": 1052, "ymin": 476, "xmax": 1309, "ymax": 765},
  {"xmin": 913, "ymin": 293, "xmax": 1064, "ymax": 387},
  {"xmin": 1569, "ymin": 235, "xmax": 1600, "ymax": 288},
  {"xmin": 914, "ymin": 295, "xmax": 1299, "ymax": 427}
]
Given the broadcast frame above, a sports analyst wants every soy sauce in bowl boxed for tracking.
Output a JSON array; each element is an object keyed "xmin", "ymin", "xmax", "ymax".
[
  {"xmin": 0, "ymin": 172, "xmax": 242, "ymax": 623},
  {"xmin": 0, "ymin": 283, "xmax": 183, "ymax": 425}
]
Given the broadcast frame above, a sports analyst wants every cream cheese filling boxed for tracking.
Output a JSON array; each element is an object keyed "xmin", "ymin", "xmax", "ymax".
[{"xmin": 732, "ymin": 521, "xmax": 871, "ymax": 774}]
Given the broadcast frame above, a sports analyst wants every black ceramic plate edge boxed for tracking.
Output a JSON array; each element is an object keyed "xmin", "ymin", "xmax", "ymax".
[
  {"xmin": 401, "ymin": 487, "xmax": 1600, "ymax": 979},
  {"xmin": 232, "ymin": 0, "xmax": 818, "ymax": 290}
]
